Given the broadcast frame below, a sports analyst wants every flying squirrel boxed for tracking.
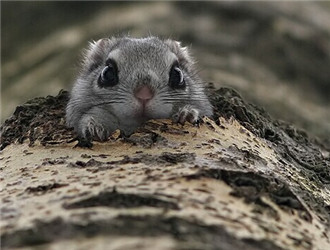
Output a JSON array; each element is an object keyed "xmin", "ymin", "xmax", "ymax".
[{"xmin": 66, "ymin": 36, "xmax": 213, "ymax": 143}]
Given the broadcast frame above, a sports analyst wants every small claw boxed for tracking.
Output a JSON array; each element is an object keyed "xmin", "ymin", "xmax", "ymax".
[
  {"xmin": 83, "ymin": 117, "xmax": 109, "ymax": 142},
  {"xmin": 174, "ymin": 106, "xmax": 200, "ymax": 125}
]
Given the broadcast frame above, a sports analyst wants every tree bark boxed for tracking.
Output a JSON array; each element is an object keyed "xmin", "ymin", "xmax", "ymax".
[{"xmin": 1, "ymin": 88, "xmax": 329, "ymax": 250}]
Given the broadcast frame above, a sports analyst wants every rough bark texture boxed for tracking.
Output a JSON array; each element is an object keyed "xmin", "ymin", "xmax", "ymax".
[{"xmin": 1, "ymin": 87, "xmax": 329, "ymax": 250}]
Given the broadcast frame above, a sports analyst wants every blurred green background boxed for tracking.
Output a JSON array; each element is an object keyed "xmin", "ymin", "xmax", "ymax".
[{"xmin": 1, "ymin": 1, "xmax": 330, "ymax": 142}]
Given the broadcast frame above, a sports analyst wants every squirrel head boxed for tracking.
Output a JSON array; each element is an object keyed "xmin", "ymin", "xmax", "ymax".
[{"xmin": 66, "ymin": 36, "xmax": 212, "ymax": 138}]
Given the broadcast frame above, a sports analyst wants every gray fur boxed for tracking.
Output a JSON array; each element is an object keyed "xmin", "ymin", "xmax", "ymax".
[{"xmin": 66, "ymin": 36, "xmax": 213, "ymax": 141}]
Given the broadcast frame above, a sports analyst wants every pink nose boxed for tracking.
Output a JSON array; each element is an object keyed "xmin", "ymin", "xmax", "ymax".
[{"xmin": 134, "ymin": 85, "xmax": 154, "ymax": 104}]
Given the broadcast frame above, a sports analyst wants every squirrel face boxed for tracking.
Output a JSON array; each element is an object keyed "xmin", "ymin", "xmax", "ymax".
[{"xmin": 66, "ymin": 37, "xmax": 213, "ymax": 142}]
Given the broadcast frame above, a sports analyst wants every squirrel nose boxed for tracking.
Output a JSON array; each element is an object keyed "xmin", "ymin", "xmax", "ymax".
[{"xmin": 134, "ymin": 85, "xmax": 154, "ymax": 104}]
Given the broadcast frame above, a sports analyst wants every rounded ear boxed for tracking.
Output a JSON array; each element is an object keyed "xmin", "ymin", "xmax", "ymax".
[
  {"xmin": 164, "ymin": 39, "xmax": 195, "ymax": 68},
  {"xmin": 82, "ymin": 38, "xmax": 117, "ymax": 72},
  {"xmin": 87, "ymin": 38, "xmax": 110, "ymax": 63}
]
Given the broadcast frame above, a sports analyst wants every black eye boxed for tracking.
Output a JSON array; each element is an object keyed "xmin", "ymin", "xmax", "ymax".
[
  {"xmin": 169, "ymin": 62, "xmax": 185, "ymax": 89},
  {"xmin": 98, "ymin": 59, "xmax": 118, "ymax": 87}
]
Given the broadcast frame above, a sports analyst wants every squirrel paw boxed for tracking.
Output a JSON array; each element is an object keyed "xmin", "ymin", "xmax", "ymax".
[
  {"xmin": 82, "ymin": 117, "xmax": 110, "ymax": 142},
  {"xmin": 173, "ymin": 105, "xmax": 200, "ymax": 125}
]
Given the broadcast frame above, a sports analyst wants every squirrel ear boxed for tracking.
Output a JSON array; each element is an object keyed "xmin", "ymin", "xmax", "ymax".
[
  {"xmin": 82, "ymin": 38, "xmax": 119, "ymax": 72},
  {"xmin": 85, "ymin": 38, "xmax": 111, "ymax": 66},
  {"xmin": 164, "ymin": 39, "xmax": 194, "ymax": 68}
]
